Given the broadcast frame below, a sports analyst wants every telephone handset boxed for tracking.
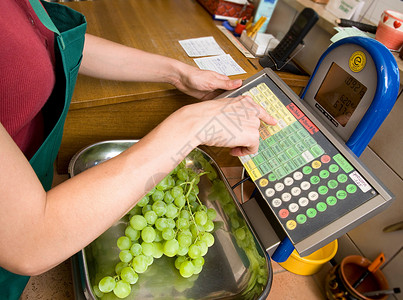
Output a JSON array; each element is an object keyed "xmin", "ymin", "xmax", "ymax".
[{"xmin": 259, "ymin": 8, "xmax": 318, "ymax": 70}]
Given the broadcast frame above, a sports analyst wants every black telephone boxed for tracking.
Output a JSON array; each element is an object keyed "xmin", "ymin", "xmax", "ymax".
[{"xmin": 259, "ymin": 7, "xmax": 319, "ymax": 71}]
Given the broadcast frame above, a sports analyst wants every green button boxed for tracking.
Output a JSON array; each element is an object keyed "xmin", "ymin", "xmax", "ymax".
[
  {"xmin": 262, "ymin": 148, "xmax": 275, "ymax": 160},
  {"xmin": 298, "ymin": 129, "xmax": 310, "ymax": 139},
  {"xmin": 328, "ymin": 180, "xmax": 338, "ymax": 189},
  {"xmin": 319, "ymin": 170, "xmax": 330, "ymax": 179},
  {"xmin": 258, "ymin": 141, "xmax": 268, "ymax": 151},
  {"xmin": 318, "ymin": 186, "xmax": 329, "ymax": 195},
  {"xmin": 311, "ymin": 145, "xmax": 325, "ymax": 157},
  {"xmin": 296, "ymin": 214, "xmax": 307, "ymax": 224},
  {"xmin": 283, "ymin": 161, "xmax": 297, "ymax": 173},
  {"xmin": 268, "ymin": 173, "xmax": 277, "ymax": 181},
  {"xmin": 316, "ymin": 202, "xmax": 327, "ymax": 212},
  {"xmin": 293, "ymin": 156, "xmax": 307, "ymax": 168},
  {"xmin": 304, "ymin": 136, "xmax": 317, "ymax": 147},
  {"xmin": 329, "ymin": 164, "xmax": 340, "ymax": 173},
  {"xmin": 288, "ymin": 134, "xmax": 300, "ymax": 145},
  {"xmin": 303, "ymin": 166, "xmax": 312, "ymax": 175},
  {"xmin": 346, "ymin": 184, "xmax": 357, "ymax": 194},
  {"xmin": 279, "ymin": 140, "xmax": 291, "ymax": 150},
  {"xmin": 306, "ymin": 208, "xmax": 317, "ymax": 218},
  {"xmin": 271, "ymin": 144, "xmax": 282, "ymax": 154},
  {"xmin": 337, "ymin": 174, "xmax": 348, "ymax": 183},
  {"xmin": 258, "ymin": 162, "xmax": 272, "ymax": 175},
  {"xmin": 252, "ymin": 154, "xmax": 266, "ymax": 165},
  {"xmin": 274, "ymin": 167, "xmax": 287, "ymax": 179},
  {"xmin": 265, "ymin": 137, "xmax": 276, "ymax": 147},
  {"xmin": 295, "ymin": 142, "xmax": 308, "ymax": 153},
  {"xmin": 286, "ymin": 147, "xmax": 299, "ymax": 158},
  {"xmin": 336, "ymin": 190, "xmax": 348, "ymax": 200},
  {"xmin": 326, "ymin": 196, "xmax": 337, "ymax": 206},
  {"xmin": 269, "ymin": 158, "xmax": 280, "ymax": 169},
  {"xmin": 333, "ymin": 154, "xmax": 354, "ymax": 173},
  {"xmin": 278, "ymin": 152, "xmax": 290, "ymax": 163},
  {"xmin": 310, "ymin": 176, "xmax": 320, "ymax": 185}
]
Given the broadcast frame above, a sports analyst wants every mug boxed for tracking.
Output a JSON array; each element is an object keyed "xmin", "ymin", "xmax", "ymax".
[{"xmin": 375, "ymin": 10, "xmax": 403, "ymax": 51}]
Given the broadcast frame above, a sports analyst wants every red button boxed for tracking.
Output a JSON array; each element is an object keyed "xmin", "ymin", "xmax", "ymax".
[
  {"xmin": 321, "ymin": 155, "xmax": 331, "ymax": 163},
  {"xmin": 279, "ymin": 209, "xmax": 289, "ymax": 219}
]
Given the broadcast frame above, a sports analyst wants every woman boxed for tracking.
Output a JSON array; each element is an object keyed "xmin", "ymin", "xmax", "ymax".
[{"xmin": 0, "ymin": 0, "xmax": 276, "ymax": 298}]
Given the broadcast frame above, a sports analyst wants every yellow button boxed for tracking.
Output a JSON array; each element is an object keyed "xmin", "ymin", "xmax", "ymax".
[
  {"xmin": 259, "ymin": 178, "xmax": 269, "ymax": 187},
  {"xmin": 250, "ymin": 168, "xmax": 262, "ymax": 181},
  {"xmin": 286, "ymin": 220, "xmax": 297, "ymax": 230},
  {"xmin": 312, "ymin": 160, "xmax": 322, "ymax": 169}
]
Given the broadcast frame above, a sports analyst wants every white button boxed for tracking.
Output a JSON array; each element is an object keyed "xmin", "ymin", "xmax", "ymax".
[
  {"xmin": 291, "ymin": 187, "xmax": 301, "ymax": 196},
  {"xmin": 300, "ymin": 181, "xmax": 311, "ymax": 191},
  {"xmin": 272, "ymin": 198, "xmax": 282, "ymax": 207},
  {"xmin": 289, "ymin": 203, "xmax": 299, "ymax": 213},
  {"xmin": 281, "ymin": 192, "xmax": 292, "ymax": 202},
  {"xmin": 265, "ymin": 188, "xmax": 275, "ymax": 198},
  {"xmin": 298, "ymin": 197, "xmax": 309, "ymax": 207},
  {"xmin": 284, "ymin": 177, "xmax": 294, "ymax": 186},
  {"xmin": 293, "ymin": 171, "xmax": 303, "ymax": 181},
  {"xmin": 308, "ymin": 191, "xmax": 319, "ymax": 201},
  {"xmin": 274, "ymin": 183, "xmax": 285, "ymax": 192}
]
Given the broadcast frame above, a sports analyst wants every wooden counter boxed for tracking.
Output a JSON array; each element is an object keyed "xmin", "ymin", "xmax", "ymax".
[{"xmin": 57, "ymin": 0, "xmax": 309, "ymax": 173}]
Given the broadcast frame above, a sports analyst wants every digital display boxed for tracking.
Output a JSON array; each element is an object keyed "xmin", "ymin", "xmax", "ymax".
[{"xmin": 315, "ymin": 63, "xmax": 367, "ymax": 127}]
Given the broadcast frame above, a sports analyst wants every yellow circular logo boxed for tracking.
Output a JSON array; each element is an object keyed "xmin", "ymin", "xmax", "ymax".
[{"xmin": 349, "ymin": 51, "xmax": 366, "ymax": 72}]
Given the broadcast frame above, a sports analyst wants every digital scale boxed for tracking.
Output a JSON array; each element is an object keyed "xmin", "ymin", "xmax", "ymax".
[{"xmin": 220, "ymin": 36, "xmax": 399, "ymax": 260}]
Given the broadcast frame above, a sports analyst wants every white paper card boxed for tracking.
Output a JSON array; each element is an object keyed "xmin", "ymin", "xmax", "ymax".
[
  {"xmin": 193, "ymin": 54, "xmax": 246, "ymax": 76},
  {"xmin": 179, "ymin": 37, "xmax": 226, "ymax": 57}
]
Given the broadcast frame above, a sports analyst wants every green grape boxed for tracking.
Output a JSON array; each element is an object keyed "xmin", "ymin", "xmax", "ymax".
[
  {"xmin": 152, "ymin": 242, "xmax": 164, "ymax": 258},
  {"xmin": 207, "ymin": 208, "xmax": 217, "ymax": 220},
  {"xmin": 119, "ymin": 250, "xmax": 133, "ymax": 263},
  {"xmin": 152, "ymin": 200, "xmax": 167, "ymax": 216},
  {"xmin": 130, "ymin": 243, "xmax": 142, "ymax": 256},
  {"xmin": 113, "ymin": 280, "xmax": 131, "ymax": 299},
  {"xmin": 188, "ymin": 244, "xmax": 201, "ymax": 259},
  {"xmin": 235, "ymin": 228, "xmax": 246, "ymax": 240},
  {"xmin": 155, "ymin": 218, "xmax": 168, "ymax": 231},
  {"xmin": 115, "ymin": 261, "xmax": 128, "ymax": 275},
  {"xmin": 179, "ymin": 260, "xmax": 194, "ymax": 278},
  {"xmin": 163, "ymin": 239, "xmax": 179, "ymax": 257},
  {"xmin": 144, "ymin": 210, "xmax": 158, "ymax": 225},
  {"xmin": 166, "ymin": 218, "xmax": 176, "ymax": 229},
  {"xmin": 193, "ymin": 265, "xmax": 203, "ymax": 275},
  {"xmin": 151, "ymin": 189, "xmax": 164, "ymax": 202},
  {"xmin": 146, "ymin": 187, "xmax": 156, "ymax": 196},
  {"xmin": 137, "ymin": 196, "xmax": 149, "ymax": 207},
  {"xmin": 196, "ymin": 240, "xmax": 208, "ymax": 257},
  {"xmin": 93, "ymin": 285, "xmax": 104, "ymax": 298},
  {"xmin": 195, "ymin": 211, "xmax": 208, "ymax": 226},
  {"xmin": 165, "ymin": 203, "xmax": 178, "ymax": 218},
  {"xmin": 176, "ymin": 179, "xmax": 185, "ymax": 186},
  {"xmin": 177, "ymin": 168, "xmax": 188, "ymax": 181},
  {"xmin": 177, "ymin": 232, "xmax": 192, "ymax": 248},
  {"xmin": 175, "ymin": 256, "xmax": 187, "ymax": 270},
  {"xmin": 98, "ymin": 276, "xmax": 116, "ymax": 293},
  {"xmin": 130, "ymin": 215, "xmax": 147, "ymax": 231},
  {"xmin": 125, "ymin": 225, "xmax": 140, "ymax": 241},
  {"xmin": 170, "ymin": 186, "xmax": 183, "ymax": 199},
  {"xmin": 176, "ymin": 217, "xmax": 190, "ymax": 230},
  {"xmin": 117, "ymin": 236, "xmax": 131, "ymax": 250},
  {"xmin": 156, "ymin": 176, "xmax": 171, "ymax": 191},
  {"xmin": 162, "ymin": 228, "xmax": 175, "ymax": 240},
  {"xmin": 128, "ymin": 205, "xmax": 142, "ymax": 216},
  {"xmin": 179, "ymin": 210, "xmax": 190, "ymax": 220},
  {"xmin": 177, "ymin": 245, "xmax": 189, "ymax": 256},
  {"xmin": 154, "ymin": 229, "xmax": 163, "ymax": 242},
  {"xmin": 203, "ymin": 219, "xmax": 214, "ymax": 232},
  {"xmin": 163, "ymin": 191, "xmax": 175, "ymax": 204},
  {"xmin": 201, "ymin": 232, "xmax": 215, "ymax": 247},
  {"xmin": 144, "ymin": 255, "xmax": 154, "ymax": 266},
  {"xmin": 174, "ymin": 194, "xmax": 186, "ymax": 207},
  {"xmin": 141, "ymin": 242, "xmax": 155, "ymax": 257},
  {"xmin": 192, "ymin": 257, "xmax": 205, "ymax": 267},
  {"xmin": 141, "ymin": 226, "xmax": 156, "ymax": 243},
  {"xmin": 141, "ymin": 204, "xmax": 152, "ymax": 215},
  {"xmin": 131, "ymin": 255, "xmax": 148, "ymax": 273},
  {"xmin": 120, "ymin": 266, "xmax": 138, "ymax": 284}
]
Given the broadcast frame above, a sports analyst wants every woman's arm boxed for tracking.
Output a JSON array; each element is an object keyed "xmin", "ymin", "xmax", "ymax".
[
  {"xmin": 79, "ymin": 34, "xmax": 243, "ymax": 99},
  {"xmin": 0, "ymin": 96, "xmax": 276, "ymax": 276}
]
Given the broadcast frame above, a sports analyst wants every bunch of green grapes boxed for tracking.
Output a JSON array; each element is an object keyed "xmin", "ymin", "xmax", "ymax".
[{"xmin": 96, "ymin": 161, "xmax": 217, "ymax": 299}]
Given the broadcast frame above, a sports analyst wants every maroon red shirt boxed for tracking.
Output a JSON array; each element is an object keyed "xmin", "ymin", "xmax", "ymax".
[{"xmin": 0, "ymin": 0, "xmax": 56, "ymax": 159}]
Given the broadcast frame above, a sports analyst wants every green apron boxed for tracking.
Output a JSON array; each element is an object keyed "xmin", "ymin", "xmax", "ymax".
[{"xmin": 0, "ymin": 1, "xmax": 86, "ymax": 298}]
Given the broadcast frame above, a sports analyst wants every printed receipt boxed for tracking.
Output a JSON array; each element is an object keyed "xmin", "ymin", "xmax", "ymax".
[
  {"xmin": 179, "ymin": 36, "xmax": 246, "ymax": 76},
  {"xmin": 194, "ymin": 54, "xmax": 246, "ymax": 76}
]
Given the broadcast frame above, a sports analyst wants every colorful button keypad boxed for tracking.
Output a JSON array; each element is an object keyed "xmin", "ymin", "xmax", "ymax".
[{"xmin": 237, "ymin": 82, "xmax": 375, "ymax": 243}]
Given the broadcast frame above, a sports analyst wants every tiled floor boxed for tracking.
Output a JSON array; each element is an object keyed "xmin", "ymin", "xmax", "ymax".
[{"xmin": 21, "ymin": 167, "xmax": 329, "ymax": 299}]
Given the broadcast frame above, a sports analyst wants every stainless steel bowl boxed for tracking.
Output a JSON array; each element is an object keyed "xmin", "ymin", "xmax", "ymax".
[{"xmin": 69, "ymin": 140, "xmax": 272, "ymax": 300}]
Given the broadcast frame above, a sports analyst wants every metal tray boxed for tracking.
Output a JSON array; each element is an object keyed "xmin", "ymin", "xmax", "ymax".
[{"xmin": 68, "ymin": 140, "xmax": 272, "ymax": 300}]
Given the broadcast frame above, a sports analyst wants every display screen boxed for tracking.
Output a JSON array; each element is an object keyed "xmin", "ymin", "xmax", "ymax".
[{"xmin": 315, "ymin": 63, "xmax": 367, "ymax": 127}]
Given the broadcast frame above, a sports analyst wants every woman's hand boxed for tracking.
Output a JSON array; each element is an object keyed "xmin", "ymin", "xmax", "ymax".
[{"xmin": 172, "ymin": 65, "xmax": 243, "ymax": 100}]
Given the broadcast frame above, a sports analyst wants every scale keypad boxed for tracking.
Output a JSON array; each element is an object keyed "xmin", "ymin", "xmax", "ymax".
[{"xmin": 238, "ymin": 82, "xmax": 376, "ymax": 243}]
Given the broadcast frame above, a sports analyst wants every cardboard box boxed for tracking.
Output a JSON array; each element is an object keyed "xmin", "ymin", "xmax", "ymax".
[{"xmin": 197, "ymin": 0, "xmax": 254, "ymax": 21}]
